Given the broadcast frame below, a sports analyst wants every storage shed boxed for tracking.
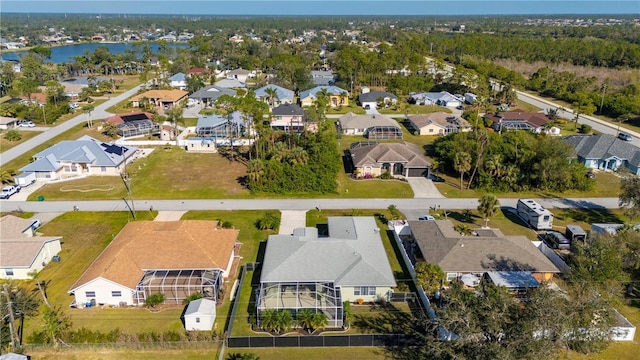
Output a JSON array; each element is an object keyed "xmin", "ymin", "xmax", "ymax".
[{"xmin": 184, "ymin": 298, "xmax": 217, "ymax": 331}]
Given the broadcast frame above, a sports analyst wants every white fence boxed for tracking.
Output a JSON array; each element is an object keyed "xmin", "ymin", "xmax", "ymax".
[{"xmin": 536, "ymin": 241, "xmax": 571, "ymax": 274}]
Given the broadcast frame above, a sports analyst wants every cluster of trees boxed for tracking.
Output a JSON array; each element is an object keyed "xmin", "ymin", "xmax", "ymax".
[
  {"xmin": 433, "ymin": 130, "xmax": 594, "ymax": 192},
  {"xmin": 247, "ymin": 122, "xmax": 341, "ymax": 194},
  {"xmin": 257, "ymin": 309, "xmax": 328, "ymax": 334},
  {"xmin": 409, "ymin": 281, "xmax": 616, "ymax": 359}
]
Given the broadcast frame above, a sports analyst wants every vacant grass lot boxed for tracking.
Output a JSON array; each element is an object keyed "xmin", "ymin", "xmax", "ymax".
[
  {"xmin": 378, "ymin": 104, "xmax": 451, "ymax": 115},
  {"xmin": 433, "ymin": 169, "xmax": 622, "ymax": 198},
  {"xmin": 0, "ymin": 129, "xmax": 41, "ymax": 152}
]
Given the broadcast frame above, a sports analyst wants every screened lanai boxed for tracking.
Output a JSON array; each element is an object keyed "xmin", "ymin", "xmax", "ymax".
[
  {"xmin": 256, "ymin": 282, "xmax": 344, "ymax": 328},
  {"xmin": 133, "ymin": 269, "xmax": 223, "ymax": 305},
  {"xmin": 117, "ymin": 120, "xmax": 160, "ymax": 138},
  {"xmin": 366, "ymin": 125, "xmax": 403, "ymax": 140}
]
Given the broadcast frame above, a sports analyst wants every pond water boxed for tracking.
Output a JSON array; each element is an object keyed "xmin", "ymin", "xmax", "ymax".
[{"xmin": 0, "ymin": 42, "xmax": 188, "ymax": 64}]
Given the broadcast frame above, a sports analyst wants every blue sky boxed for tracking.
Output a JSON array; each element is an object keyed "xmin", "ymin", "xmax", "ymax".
[{"xmin": 3, "ymin": 1, "xmax": 639, "ymax": 16}]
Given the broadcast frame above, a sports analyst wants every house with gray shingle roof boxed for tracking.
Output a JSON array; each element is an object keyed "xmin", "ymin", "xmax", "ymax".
[
  {"xmin": 19, "ymin": 135, "xmax": 139, "ymax": 181},
  {"xmin": 563, "ymin": 134, "xmax": 640, "ymax": 175},
  {"xmin": 189, "ymin": 85, "xmax": 236, "ymax": 107},
  {"xmin": 1, "ymin": 215, "xmax": 62, "ymax": 280},
  {"xmin": 338, "ymin": 112, "xmax": 402, "ymax": 139},
  {"xmin": 349, "ymin": 141, "xmax": 431, "ymax": 178},
  {"xmin": 408, "ymin": 220, "xmax": 560, "ymax": 284},
  {"xmin": 257, "ymin": 217, "xmax": 396, "ymax": 329},
  {"xmin": 357, "ymin": 90, "xmax": 398, "ymax": 110}
]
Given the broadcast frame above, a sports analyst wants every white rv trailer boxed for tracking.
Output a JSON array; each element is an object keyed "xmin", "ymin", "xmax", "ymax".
[{"xmin": 516, "ymin": 199, "xmax": 554, "ymax": 230}]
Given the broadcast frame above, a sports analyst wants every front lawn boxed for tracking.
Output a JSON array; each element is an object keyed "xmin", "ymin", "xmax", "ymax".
[
  {"xmin": 0, "ymin": 129, "xmax": 41, "ymax": 152},
  {"xmin": 433, "ymin": 169, "xmax": 621, "ymax": 198},
  {"xmin": 326, "ymin": 104, "xmax": 366, "ymax": 115}
]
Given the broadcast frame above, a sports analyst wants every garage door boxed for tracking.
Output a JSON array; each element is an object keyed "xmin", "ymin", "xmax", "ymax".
[{"xmin": 407, "ymin": 168, "xmax": 428, "ymax": 177}]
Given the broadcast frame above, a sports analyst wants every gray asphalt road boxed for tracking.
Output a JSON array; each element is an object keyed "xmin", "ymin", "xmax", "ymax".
[
  {"xmin": 0, "ymin": 197, "xmax": 620, "ymax": 213},
  {"xmin": 0, "ymin": 84, "xmax": 145, "ymax": 165}
]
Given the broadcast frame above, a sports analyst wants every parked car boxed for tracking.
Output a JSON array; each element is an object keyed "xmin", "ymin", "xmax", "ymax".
[
  {"xmin": 69, "ymin": 102, "xmax": 80, "ymax": 109},
  {"xmin": 18, "ymin": 121, "xmax": 35, "ymax": 128},
  {"xmin": 30, "ymin": 219, "xmax": 42, "ymax": 230},
  {"xmin": 585, "ymin": 171, "xmax": 595, "ymax": 179},
  {"xmin": 541, "ymin": 231, "xmax": 571, "ymax": 250},
  {"xmin": 0, "ymin": 185, "xmax": 20, "ymax": 199},
  {"xmin": 418, "ymin": 215, "xmax": 435, "ymax": 221},
  {"xmin": 618, "ymin": 132, "xmax": 633, "ymax": 141}
]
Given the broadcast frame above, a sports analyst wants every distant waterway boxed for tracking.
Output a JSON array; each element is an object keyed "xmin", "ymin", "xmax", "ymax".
[{"xmin": 0, "ymin": 42, "xmax": 189, "ymax": 64}]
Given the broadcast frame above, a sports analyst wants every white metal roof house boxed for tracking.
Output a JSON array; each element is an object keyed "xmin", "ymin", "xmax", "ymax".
[
  {"xmin": 410, "ymin": 91, "xmax": 463, "ymax": 108},
  {"xmin": 68, "ymin": 220, "xmax": 239, "ymax": 307},
  {"xmin": 168, "ymin": 73, "xmax": 188, "ymax": 90},
  {"xmin": 257, "ymin": 217, "xmax": 396, "ymax": 329},
  {"xmin": 1, "ymin": 215, "xmax": 62, "ymax": 280},
  {"xmin": 18, "ymin": 135, "xmax": 139, "ymax": 181},
  {"xmin": 184, "ymin": 298, "xmax": 217, "ymax": 331}
]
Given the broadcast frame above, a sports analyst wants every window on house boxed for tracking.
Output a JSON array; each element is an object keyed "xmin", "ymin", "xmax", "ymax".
[
  {"xmin": 446, "ymin": 273, "xmax": 457, "ymax": 282},
  {"xmin": 354, "ymin": 286, "xmax": 376, "ymax": 296},
  {"xmin": 5, "ymin": 269, "xmax": 14, "ymax": 276},
  {"xmin": 429, "ymin": 129, "xmax": 434, "ymax": 133},
  {"xmin": 63, "ymin": 166, "xmax": 71, "ymax": 172},
  {"xmin": 112, "ymin": 291, "xmax": 122, "ymax": 297},
  {"xmin": 85, "ymin": 291, "xmax": 96, "ymax": 298},
  {"xmin": 101, "ymin": 166, "xmax": 107, "ymax": 172},
  {"xmin": 196, "ymin": 317, "xmax": 200, "ymax": 323}
]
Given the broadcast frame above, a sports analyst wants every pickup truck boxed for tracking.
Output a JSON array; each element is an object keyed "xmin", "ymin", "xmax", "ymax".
[{"xmin": 0, "ymin": 185, "xmax": 20, "ymax": 199}]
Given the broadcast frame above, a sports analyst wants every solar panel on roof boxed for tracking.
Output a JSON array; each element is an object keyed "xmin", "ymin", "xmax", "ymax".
[
  {"xmin": 103, "ymin": 144, "xmax": 128, "ymax": 155},
  {"xmin": 121, "ymin": 113, "xmax": 150, "ymax": 122}
]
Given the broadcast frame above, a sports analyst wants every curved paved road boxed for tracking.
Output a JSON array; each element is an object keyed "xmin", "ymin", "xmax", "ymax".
[{"xmin": 0, "ymin": 84, "xmax": 145, "ymax": 165}]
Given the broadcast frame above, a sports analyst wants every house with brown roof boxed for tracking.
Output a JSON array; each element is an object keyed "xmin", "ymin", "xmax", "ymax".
[
  {"xmin": 408, "ymin": 220, "xmax": 559, "ymax": 284},
  {"xmin": 130, "ymin": 89, "xmax": 188, "ymax": 109},
  {"xmin": 483, "ymin": 110, "xmax": 551, "ymax": 133},
  {"xmin": 408, "ymin": 112, "xmax": 471, "ymax": 135},
  {"xmin": 349, "ymin": 141, "xmax": 431, "ymax": 178},
  {"xmin": 1, "ymin": 215, "xmax": 62, "ymax": 280},
  {"xmin": 68, "ymin": 220, "xmax": 239, "ymax": 307}
]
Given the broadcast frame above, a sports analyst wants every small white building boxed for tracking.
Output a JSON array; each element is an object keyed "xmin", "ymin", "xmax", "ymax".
[
  {"xmin": 184, "ymin": 298, "xmax": 217, "ymax": 331},
  {"xmin": 1, "ymin": 215, "xmax": 62, "ymax": 280}
]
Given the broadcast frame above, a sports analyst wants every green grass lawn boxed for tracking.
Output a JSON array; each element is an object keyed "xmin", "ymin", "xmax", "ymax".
[
  {"xmin": 378, "ymin": 104, "xmax": 451, "ymax": 116},
  {"xmin": 434, "ymin": 169, "xmax": 621, "ymax": 199},
  {"xmin": 0, "ymin": 129, "xmax": 41, "ymax": 153},
  {"xmin": 326, "ymin": 104, "xmax": 366, "ymax": 115}
]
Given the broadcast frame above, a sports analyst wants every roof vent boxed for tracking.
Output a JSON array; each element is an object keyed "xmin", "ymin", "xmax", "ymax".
[{"xmin": 460, "ymin": 244, "xmax": 464, "ymax": 247}]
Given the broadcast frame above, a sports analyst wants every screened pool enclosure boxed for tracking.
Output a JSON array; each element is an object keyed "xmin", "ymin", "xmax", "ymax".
[
  {"xmin": 256, "ymin": 282, "xmax": 344, "ymax": 328},
  {"xmin": 133, "ymin": 269, "xmax": 223, "ymax": 305}
]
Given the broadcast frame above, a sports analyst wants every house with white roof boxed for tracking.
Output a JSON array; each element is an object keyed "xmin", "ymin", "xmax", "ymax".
[
  {"xmin": 18, "ymin": 135, "xmax": 139, "ymax": 181},
  {"xmin": 410, "ymin": 91, "xmax": 463, "ymax": 108},
  {"xmin": 184, "ymin": 298, "xmax": 217, "ymax": 331},
  {"xmin": 226, "ymin": 68, "xmax": 253, "ymax": 83},
  {"xmin": 1, "ymin": 215, "xmax": 62, "ymax": 280},
  {"xmin": 168, "ymin": 72, "xmax": 188, "ymax": 90},
  {"xmin": 257, "ymin": 217, "xmax": 396, "ymax": 328}
]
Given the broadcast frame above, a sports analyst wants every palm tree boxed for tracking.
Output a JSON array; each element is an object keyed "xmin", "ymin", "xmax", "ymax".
[
  {"xmin": 477, "ymin": 194, "xmax": 499, "ymax": 228},
  {"xmin": 165, "ymin": 106, "xmax": 185, "ymax": 143},
  {"xmin": 264, "ymin": 87, "xmax": 278, "ymax": 107},
  {"xmin": 287, "ymin": 146, "xmax": 308, "ymax": 166},
  {"xmin": 247, "ymin": 159, "xmax": 264, "ymax": 185},
  {"xmin": 259, "ymin": 309, "xmax": 278, "ymax": 332},
  {"xmin": 454, "ymin": 152, "xmax": 472, "ymax": 190},
  {"xmin": 274, "ymin": 310, "xmax": 293, "ymax": 333},
  {"xmin": 296, "ymin": 308, "xmax": 314, "ymax": 332},
  {"xmin": 310, "ymin": 312, "xmax": 329, "ymax": 332}
]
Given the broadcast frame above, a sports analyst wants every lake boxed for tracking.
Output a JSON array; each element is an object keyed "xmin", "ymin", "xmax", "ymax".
[{"xmin": 0, "ymin": 42, "xmax": 189, "ymax": 64}]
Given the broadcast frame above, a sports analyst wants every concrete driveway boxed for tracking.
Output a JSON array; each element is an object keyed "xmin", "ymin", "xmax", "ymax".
[
  {"xmin": 407, "ymin": 178, "xmax": 444, "ymax": 198},
  {"xmin": 279, "ymin": 210, "xmax": 308, "ymax": 235}
]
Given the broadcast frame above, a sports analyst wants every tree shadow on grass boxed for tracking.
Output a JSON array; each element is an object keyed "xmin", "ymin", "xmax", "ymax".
[
  {"xmin": 555, "ymin": 208, "xmax": 622, "ymax": 225},
  {"xmin": 500, "ymin": 207, "xmax": 533, "ymax": 228}
]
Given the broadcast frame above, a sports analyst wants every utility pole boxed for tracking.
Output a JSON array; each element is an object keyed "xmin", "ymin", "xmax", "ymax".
[{"xmin": 599, "ymin": 82, "xmax": 607, "ymax": 114}]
